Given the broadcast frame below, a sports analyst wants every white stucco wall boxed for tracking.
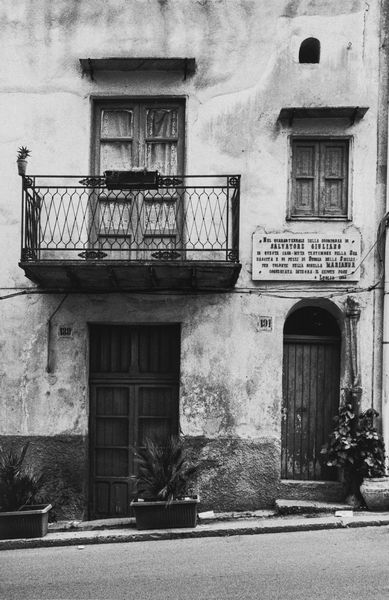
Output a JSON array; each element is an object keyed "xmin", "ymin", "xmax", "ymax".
[{"xmin": 0, "ymin": 0, "xmax": 384, "ymax": 499}]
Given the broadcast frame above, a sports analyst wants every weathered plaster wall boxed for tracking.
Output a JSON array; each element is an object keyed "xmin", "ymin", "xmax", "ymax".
[{"xmin": 0, "ymin": 0, "xmax": 384, "ymax": 512}]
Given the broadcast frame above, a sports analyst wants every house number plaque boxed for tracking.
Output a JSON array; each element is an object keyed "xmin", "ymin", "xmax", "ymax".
[{"xmin": 252, "ymin": 232, "xmax": 361, "ymax": 281}]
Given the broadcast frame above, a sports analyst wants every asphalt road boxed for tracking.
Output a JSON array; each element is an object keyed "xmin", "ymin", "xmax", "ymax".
[{"xmin": 1, "ymin": 526, "xmax": 389, "ymax": 599}]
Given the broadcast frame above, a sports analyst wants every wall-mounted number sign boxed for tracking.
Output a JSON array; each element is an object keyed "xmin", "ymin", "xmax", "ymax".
[
  {"xmin": 58, "ymin": 326, "xmax": 73, "ymax": 338},
  {"xmin": 258, "ymin": 316, "xmax": 273, "ymax": 331}
]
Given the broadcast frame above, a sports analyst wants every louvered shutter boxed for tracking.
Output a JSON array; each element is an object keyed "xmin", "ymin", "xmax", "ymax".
[
  {"xmin": 291, "ymin": 141, "xmax": 319, "ymax": 217},
  {"xmin": 320, "ymin": 141, "xmax": 348, "ymax": 217}
]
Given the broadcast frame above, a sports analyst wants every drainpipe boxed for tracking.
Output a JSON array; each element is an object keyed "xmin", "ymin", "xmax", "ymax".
[
  {"xmin": 345, "ymin": 297, "xmax": 361, "ymax": 412},
  {"xmin": 383, "ymin": 225, "xmax": 389, "ymax": 471},
  {"xmin": 380, "ymin": 0, "xmax": 389, "ymax": 471},
  {"xmin": 46, "ymin": 295, "xmax": 69, "ymax": 373},
  {"xmin": 382, "ymin": 203, "xmax": 389, "ymax": 470}
]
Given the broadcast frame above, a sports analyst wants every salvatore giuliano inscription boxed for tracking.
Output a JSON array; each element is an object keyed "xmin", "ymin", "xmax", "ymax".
[{"xmin": 252, "ymin": 232, "xmax": 360, "ymax": 281}]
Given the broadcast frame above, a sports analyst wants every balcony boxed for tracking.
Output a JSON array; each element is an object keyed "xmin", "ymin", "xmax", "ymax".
[{"xmin": 19, "ymin": 174, "xmax": 241, "ymax": 292}]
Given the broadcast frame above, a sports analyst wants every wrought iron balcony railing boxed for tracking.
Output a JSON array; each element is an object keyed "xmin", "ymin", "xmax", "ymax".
[{"xmin": 21, "ymin": 174, "xmax": 240, "ymax": 264}]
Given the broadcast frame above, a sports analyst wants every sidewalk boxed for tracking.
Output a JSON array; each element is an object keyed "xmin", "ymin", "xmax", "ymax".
[{"xmin": 2, "ymin": 506, "xmax": 389, "ymax": 551}]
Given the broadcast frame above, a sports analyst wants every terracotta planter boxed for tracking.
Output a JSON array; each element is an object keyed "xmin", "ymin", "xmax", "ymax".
[
  {"xmin": 131, "ymin": 497, "xmax": 199, "ymax": 530},
  {"xmin": 0, "ymin": 504, "xmax": 52, "ymax": 539},
  {"xmin": 17, "ymin": 159, "xmax": 27, "ymax": 176},
  {"xmin": 360, "ymin": 477, "xmax": 389, "ymax": 511}
]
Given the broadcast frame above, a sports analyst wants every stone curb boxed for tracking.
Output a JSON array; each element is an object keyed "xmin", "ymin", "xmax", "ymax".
[{"xmin": 1, "ymin": 515, "xmax": 389, "ymax": 551}]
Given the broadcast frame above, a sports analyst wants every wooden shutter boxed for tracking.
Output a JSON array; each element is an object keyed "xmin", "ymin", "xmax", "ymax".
[
  {"xmin": 319, "ymin": 141, "xmax": 348, "ymax": 217},
  {"xmin": 282, "ymin": 335, "xmax": 340, "ymax": 480},
  {"xmin": 291, "ymin": 138, "xmax": 349, "ymax": 219},
  {"xmin": 91, "ymin": 384, "xmax": 136, "ymax": 516},
  {"xmin": 291, "ymin": 141, "xmax": 319, "ymax": 217}
]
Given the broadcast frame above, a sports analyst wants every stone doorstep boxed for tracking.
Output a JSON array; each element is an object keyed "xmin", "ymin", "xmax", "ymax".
[{"xmin": 275, "ymin": 499, "xmax": 352, "ymax": 516}]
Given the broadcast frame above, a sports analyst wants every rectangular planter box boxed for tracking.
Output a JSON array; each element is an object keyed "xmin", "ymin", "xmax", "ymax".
[
  {"xmin": 104, "ymin": 170, "xmax": 159, "ymax": 190},
  {"xmin": 0, "ymin": 504, "xmax": 52, "ymax": 539},
  {"xmin": 131, "ymin": 498, "xmax": 199, "ymax": 530}
]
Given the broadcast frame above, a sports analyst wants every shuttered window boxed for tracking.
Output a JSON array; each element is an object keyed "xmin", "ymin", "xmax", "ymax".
[
  {"xmin": 290, "ymin": 138, "xmax": 349, "ymax": 219},
  {"xmin": 93, "ymin": 100, "xmax": 185, "ymax": 175}
]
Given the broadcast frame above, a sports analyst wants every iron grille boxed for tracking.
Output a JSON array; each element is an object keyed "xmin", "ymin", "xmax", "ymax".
[{"xmin": 21, "ymin": 175, "xmax": 240, "ymax": 263}]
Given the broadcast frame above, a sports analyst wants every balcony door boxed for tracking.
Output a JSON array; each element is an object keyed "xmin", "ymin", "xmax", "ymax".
[{"xmin": 92, "ymin": 99, "xmax": 185, "ymax": 259}]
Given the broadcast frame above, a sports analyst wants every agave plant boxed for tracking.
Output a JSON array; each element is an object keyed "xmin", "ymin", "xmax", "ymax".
[
  {"xmin": 135, "ymin": 436, "xmax": 198, "ymax": 504},
  {"xmin": 0, "ymin": 442, "xmax": 46, "ymax": 512},
  {"xmin": 16, "ymin": 146, "xmax": 31, "ymax": 160}
]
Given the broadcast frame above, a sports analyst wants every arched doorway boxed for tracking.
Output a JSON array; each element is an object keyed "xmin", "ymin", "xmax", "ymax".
[{"xmin": 281, "ymin": 306, "xmax": 340, "ymax": 480}]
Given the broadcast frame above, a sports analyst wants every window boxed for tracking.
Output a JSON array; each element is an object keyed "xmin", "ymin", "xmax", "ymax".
[
  {"xmin": 92, "ymin": 99, "xmax": 185, "ymax": 258},
  {"xmin": 289, "ymin": 138, "xmax": 349, "ymax": 219},
  {"xmin": 93, "ymin": 99, "xmax": 185, "ymax": 175},
  {"xmin": 299, "ymin": 38, "xmax": 320, "ymax": 64}
]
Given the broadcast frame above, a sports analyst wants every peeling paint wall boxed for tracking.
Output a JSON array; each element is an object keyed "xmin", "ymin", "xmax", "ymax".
[{"xmin": 0, "ymin": 0, "xmax": 385, "ymax": 514}]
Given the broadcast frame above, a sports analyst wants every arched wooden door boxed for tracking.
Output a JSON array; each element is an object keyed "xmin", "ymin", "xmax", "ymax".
[{"xmin": 281, "ymin": 307, "xmax": 340, "ymax": 480}]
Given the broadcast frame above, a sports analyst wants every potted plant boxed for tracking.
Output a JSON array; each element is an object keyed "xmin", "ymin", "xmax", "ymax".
[
  {"xmin": 322, "ymin": 400, "xmax": 389, "ymax": 510},
  {"xmin": 104, "ymin": 168, "xmax": 159, "ymax": 190},
  {"xmin": 130, "ymin": 435, "xmax": 199, "ymax": 530},
  {"xmin": 358, "ymin": 409, "xmax": 389, "ymax": 511},
  {"xmin": 0, "ymin": 442, "xmax": 51, "ymax": 539},
  {"xmin": 16, "ymin": 146, "xmax": 31, "ymax": 176}
]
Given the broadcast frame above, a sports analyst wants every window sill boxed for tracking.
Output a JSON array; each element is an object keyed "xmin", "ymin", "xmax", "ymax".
[{"xmin": 286, "ymin": 216, "xmax": 351, "ymax": 222}]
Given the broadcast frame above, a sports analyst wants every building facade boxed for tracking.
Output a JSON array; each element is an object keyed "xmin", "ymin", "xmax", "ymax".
[{"xmin": 0, "ymin": 0, "xmax": 388, "ymax": 518}]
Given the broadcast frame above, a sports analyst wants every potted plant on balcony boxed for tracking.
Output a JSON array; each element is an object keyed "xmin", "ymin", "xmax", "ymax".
[
  {"xmin": 104, "ymin": 167, "xmax": 159, "ymax": 190},
  {"xmin": 322, "ymin": 400, "xmax": 389, "ymax": 510},
  {"xmin": 0, "ymin": 442, "xmax": 52, "ymax": 539},
  {"xmin": 130, "ymin": 435, "xmax": 199, "ymax": 530},
  {"xmin": 16, "ymin": 146, "xmax": 31, "ymax": 176}
]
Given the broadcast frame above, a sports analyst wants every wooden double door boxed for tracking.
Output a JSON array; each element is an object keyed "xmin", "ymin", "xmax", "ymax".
[
  {"xmin": 89, "ymin": 324, "xmax": 180, "ymax": 518},
  {"xmin": 281, "ymin": 307, "xmax": 341, "ymax": 481}
]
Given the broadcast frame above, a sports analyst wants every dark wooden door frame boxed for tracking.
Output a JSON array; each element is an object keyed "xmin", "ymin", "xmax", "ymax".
[
  {"xmin": 281, "ymin": 332, "xmax": 341, "ymax": 481},
  {"xmin": 88, "ymin": 323, "xmax": 180, "ymax": 519}
]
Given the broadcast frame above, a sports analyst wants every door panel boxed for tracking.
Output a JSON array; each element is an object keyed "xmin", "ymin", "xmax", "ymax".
[
  {"xmin": 89, "ymin": 325, "xmax": 180, "ymax": 518},
  {"xmin": 281, "ymin": 336, "xmax": 340, "ymax": 480}
]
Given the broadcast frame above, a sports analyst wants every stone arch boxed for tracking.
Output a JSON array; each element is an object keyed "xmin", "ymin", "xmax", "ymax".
[
  {"xmin": 284, "ymin": 298, "xmax": 344, "ymax": 335},
  {"xmin": 281, "ymin": 300, "xmax": 343, "ymax": 481}
]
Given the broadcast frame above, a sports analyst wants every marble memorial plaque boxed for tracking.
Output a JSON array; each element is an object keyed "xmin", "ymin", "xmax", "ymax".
[{"xmin": 252, "ymin": 232, "xmax": 360, "ymax": 281}]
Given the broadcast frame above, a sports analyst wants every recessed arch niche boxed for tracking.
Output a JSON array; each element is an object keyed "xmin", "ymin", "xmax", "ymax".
[{"xmin": 299, "ymin": 37, "xmax": 321, "ymax": 64}]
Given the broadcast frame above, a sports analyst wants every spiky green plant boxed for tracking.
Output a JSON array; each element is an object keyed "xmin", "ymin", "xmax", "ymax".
[
  {"xmin": 135, "ymin": 436, "xmax": 198, "ymax": 504},
  {"xmin": 0, "ymin": 443, "xmax": 46, "ymax": 512},
  {"xmin": 17, "ymin": 146, "xmax": 31, "ymax": 160}
]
